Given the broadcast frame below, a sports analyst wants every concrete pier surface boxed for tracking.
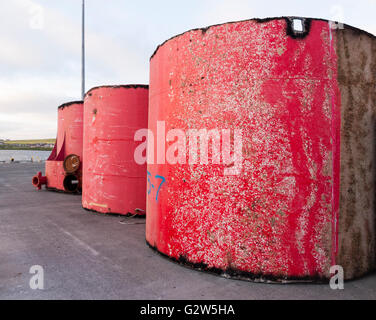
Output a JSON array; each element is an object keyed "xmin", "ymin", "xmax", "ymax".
[{"xmin": 0, "ymin": 163, "xmax": 375, "ymax": 300}]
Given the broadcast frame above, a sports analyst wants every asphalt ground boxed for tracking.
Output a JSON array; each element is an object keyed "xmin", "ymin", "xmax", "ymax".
[{"xmin": 0, "ymin": 163, "xmax": 375, "ymax": 300}]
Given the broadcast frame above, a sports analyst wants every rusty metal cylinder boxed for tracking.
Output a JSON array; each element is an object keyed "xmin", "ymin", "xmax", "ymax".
[
  {"xmin": 56, "ymin": 101, "xmax": 84, "ymax": 160},
  {"xmin": 44, "ymin": 101, "xmax": 83, "ymax": 193},
  {"xmin": 32, "ymin": 172, "xmax": 47, "ymax": 190},
  {"xmin": 146, "ymin": 17, "xmax": 376, "ymax": 281},
  {"xmin": 63, "ymin": 174, "xmax": 81, "ymax": 193},
  {"xmin": 63, "ymin": 154, "xmax": 81, "ymax": 174},
  {"xmin": 82, "ymin": 85, "xmax": 149, "ymax": 216}
]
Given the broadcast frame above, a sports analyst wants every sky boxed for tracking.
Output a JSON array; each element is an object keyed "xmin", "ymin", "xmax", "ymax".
[{"xmin": 0, "ymin": 0, "xmax": 375, "ymax": 140}]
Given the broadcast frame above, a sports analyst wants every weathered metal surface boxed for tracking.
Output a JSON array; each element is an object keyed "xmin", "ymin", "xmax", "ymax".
[
  {"xmin": 146, "ymin": 17, "xmax": 376, "ymax": 281},
  {"xmin": 63, "ymin": 174, "xmax": 81, "ymax": 193},
  {"xmin": 44, "ymin": 160, "xmax": 65, "ymax": 191},
  {"xmin": 63, "ymin": 154, "xmax": 81, "ymax": 174},
  {"xmin": 42, "ymin": 101, "xmax": 83, "ymax": 193},
  {"xmin": 56, "ymin": 101, "xmax": 84, "ymax": 162},
  {"xmin": 336, "ymin": 27, "xmax": 376, "ymax": 280},
  {"xmin": 82, "ymin": 85, "xmax": 149, "ymax": 216},
  {"xmin": 32, "ymin": 171, "xmax": 47, "ymax": 190}
]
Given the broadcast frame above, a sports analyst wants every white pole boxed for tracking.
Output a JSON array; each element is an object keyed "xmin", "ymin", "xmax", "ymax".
[{"xmin": 81, "ymin": 0, "xmax": 85, "ymax": 100}]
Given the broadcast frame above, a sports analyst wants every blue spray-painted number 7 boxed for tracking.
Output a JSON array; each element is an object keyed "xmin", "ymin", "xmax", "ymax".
[
  {"xmin": 147, "ymin": 171, "xmax": 153, "ymax": 195},
  {"xmin": 154, "ymin": 175, "xmax": 166, "ymax": 202},
  {"xmin": 147, "ymin": 171, "xmax": 166, "ymax": 202}
]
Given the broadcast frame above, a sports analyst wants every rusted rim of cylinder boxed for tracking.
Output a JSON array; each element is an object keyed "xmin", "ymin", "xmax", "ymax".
[
  {"xmin": 63, "ymin": 175, "xmax": 80, "ymax": 193},
  {"xmin": 32, "ymin": 176, "xmax": 39, "ymax": 187},
  {"xmin": 63, "ymin": 154, "xmax": 81, "ymax": 174},
  {"xmin": 84, "ymin": 84, "xmax": 149, "ymax": 99},
  {"xmin": 146, "ymin": 241, "xmax": 330, "ymax": 284},
  {"xmin": 82, "ymin": 206, "xmax": 146, "ymax": 217},
  {"xmin": 58, "ymin": 100, "xmax": 83, "ymax": 110},
  {"xmin": 32, "ymin": 172, "xmax": 46, "ymax": 190},
  {"xmin": 150, "ymin": 16, "xmax": 376, "ymax": 60}
]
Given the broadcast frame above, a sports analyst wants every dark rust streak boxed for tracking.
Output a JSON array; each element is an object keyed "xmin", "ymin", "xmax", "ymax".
[
  {"xmin": 150, "ymin": 16, "xmax": 376, "ymax": 60},
  {"xmin": 85, "ymin": 84, "xmax": 149, "ymax": 99},
  {"xmin": 58, "ymin": 101, "xmax": 83, "ymax": 110}
]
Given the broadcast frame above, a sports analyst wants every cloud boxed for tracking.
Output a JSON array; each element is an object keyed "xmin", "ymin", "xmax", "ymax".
[
  {"xmin": 0, "ymin": 0, "xmax": 149, "ymax": 139},
  {"xmin": 0, "ymin": 35, "xmax": 43, "ymax": 68},
  {"xmin": 0, "ymin": 0, "xmax": 375, "ymax": 140},
  {"xmin": 0, "ymin": 76, "xmax": 79, "ymax": 111},
  {"xmin": 0, "ymin": 111, "xmax": 57, "ymax": 140},
  {"xmin": 197, "ymin": 0, "xmax": 253, "ymax": 26},
  {"xmin": 0, "ymin": 74, "xmax": 81, "ymax": 139}
]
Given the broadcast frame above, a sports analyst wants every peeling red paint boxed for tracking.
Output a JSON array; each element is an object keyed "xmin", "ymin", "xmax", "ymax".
[
  {"xmin": 146, "ymin": 18, "xmax": 342, "ymax": 280},
  {"xmin": 82, "ymin": 86, "xmax": 149, "ymax": 216},
  {"xmin": 43, "ymin": 101, "xmax": 84, "ymax": 193}
]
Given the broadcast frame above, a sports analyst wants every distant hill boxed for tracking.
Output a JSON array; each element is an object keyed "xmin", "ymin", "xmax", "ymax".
[
  {"xmin": 4, "ymin": 139, "xmax": 56, "ymax": 145},
  {"xmin": 0, "ymin": 139, "xmax": 55, "ymax": 151}
]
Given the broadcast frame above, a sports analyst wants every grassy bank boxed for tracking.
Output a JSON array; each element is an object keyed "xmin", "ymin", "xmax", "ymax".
[
  {"xmin": 4, "ymin": 139, "xmax": 55, "ymax": 145},
  {"xmin": 0, "ymin": 145, "xmax": 53, "ymax": 151},
  {"xmin": 0, "ymin": 139, "xmax": 55, "ymax": 151}
]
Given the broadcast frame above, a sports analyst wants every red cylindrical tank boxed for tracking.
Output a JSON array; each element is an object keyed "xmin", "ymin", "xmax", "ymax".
[
  {"xmin": 146, "ymin": 17, "xmax": 376, "ymax": 281},
  {"xmin": 44, "ymin": 101, "xmax": 83, "ymax": 193},
  {"xmin": 82, "ymin": 85, "xmax": 149, "ymax": 216},
  {"xmin": 56, "ymin": 101, "xmax": 84, "ymax": 160}
]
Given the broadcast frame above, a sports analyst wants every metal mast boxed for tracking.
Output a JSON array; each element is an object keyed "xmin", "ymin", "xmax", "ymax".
[{"xmin": 81, "ymin": 0, "xmax": 85, "ymax": 100}]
